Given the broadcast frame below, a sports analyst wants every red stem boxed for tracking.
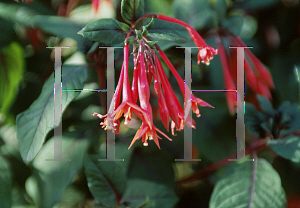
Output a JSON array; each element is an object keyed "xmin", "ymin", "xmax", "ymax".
[{"xmin": 131, "ymin": 13, "xmax": 157, "ymax": 29}]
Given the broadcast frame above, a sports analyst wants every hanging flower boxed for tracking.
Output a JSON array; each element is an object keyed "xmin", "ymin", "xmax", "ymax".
[
  {"xmin": 157, "ymin": 15, "xmax": 219, "ymax": 65},
  {"xmin": 217, "ymin": 33, "xmax": 275, "ymax": 114},
  {"xmin": 93, "ymin": 16, "xmax": 217, "ymax": 149}
]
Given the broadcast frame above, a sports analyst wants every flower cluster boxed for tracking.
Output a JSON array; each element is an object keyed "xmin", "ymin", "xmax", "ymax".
[
  {"xmin": 93, "ymin": 17, "xmax": 218, "ymax": 149},
  {"xmin": 217, "ymin": 33, "xmax": 275, "ymax": 114}
]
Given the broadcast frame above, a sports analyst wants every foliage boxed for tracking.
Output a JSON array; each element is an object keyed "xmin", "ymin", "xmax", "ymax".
[{"xmin": 0, "ymin": 0, "xmax": 300, "ymax": 207}]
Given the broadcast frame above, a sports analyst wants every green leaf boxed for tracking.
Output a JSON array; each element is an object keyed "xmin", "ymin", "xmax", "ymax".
[
  {"xmin": 240, "ymin": 0, "xmax": 280, "ymax": 10},
  {"xmin": 173, "ymin": 0, "xmax": 213, "ymax": 30},
  {"xmin": 146, "ymin": 41, "xmax": 158, "ymax": 46},
  {"xmin": 0, "ymin": 42, "xmax": 24, "ymax": 121},
  {"xmin": 0, "ymin": 3, "xmax": 90, "ymax": 51},
  {"xmin": 84, "ymin": 155, "xmax": 126, "ymax": 207},
  {"xmin": 0, "ymin": 2, "xmax": 38, "ymax": 27},
  {"xmin": 33, "ymin": 15, "xmax": 89, "ymax": 50},
  {"xmin": 0, "ymin": 156, "xmax": 12, "ymax": 208},
  {"xmin": 32, "ymin": 137, "xmax": 89, "ymax": 208},
  {"xmin": 268, "ymin": 135, "xmax": 300, "ymax": 163},
  {"xmin": 143, "ymin": 18, "xmax": 154, "ymax": 30},
  {"xmin": 121, "ymin": 148, "xmax": 178, "ymax": 208},
  {"xmin": 142, "ymin": 26, "xmax": 148, "ymax": 36},
  {"xmin": 121, "ymin": 0, "xmax": 144, "ymax": 25},
  {"xmin": 78, "ymin": 18, "xmax": 129, "ymax": 45},
  {"xmin": 257, "ymin": 95, "xmax": 275, "ymax": 116},
  {"xmin": 0, "ymin": 18, "xmax": 17, "ymax": 48},
  {"xmin": 210, "ymin": 158, "xmax": 286, "ymax": 208},
  {"xmin": 16, "ymin": 65, "xmax": 87, "ymax": 164},
  {"xmin": 221, "ymin": 15, "xmax": 244, "ymax": 36},
  {"xmin": 213, "ymin": 0, "xmax": 227, "ymax": 21},
  {"xmin": 277, "ymin": 101, "xmax": 300, "ymax": 135},
  {"xmin": 245, "ymin": 103, "xmax": 266, "ymax": 137},
  {"xmin": 147, "ymin": 19, "xmax": 191, "ymax": 44},
  {"xmin": 135, "ymin": 29, "xmax": 143, "ymax": 40},
  {"xmin": 124, "ymin": 36, "xmax": 135, "ymax": 43},
  {"xmin": 295, "ymin": 65, "xmax": 300, "ymax": 83}
]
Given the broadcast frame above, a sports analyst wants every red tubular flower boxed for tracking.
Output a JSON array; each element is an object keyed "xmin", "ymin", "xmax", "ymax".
[
  {"xmin": 114, "ymin": 42, "xmax": 145, "ymax": 125},
  {"xmin": 217, "ymin": 33, "xmax": 275, "ymax": 113},
  {"xmin": 157, "ymin": 15, "xmax": 219, "ymax": 65},
  {"xmin": 93, "ymin": 17, "xmax": 218, "ymax": 148},
  {"xmin": 128, "ymin": 42, "xmax": 173, "ymax": 149},
  {"xmin": 218, "ymin": 41, "xmax": 237, "ymax": 115},
  {"xmin": 92, "ymin": 64, "xmax": 124, "ymax": 133},
  {"xmin": 128, "ymin": 115, "xmax": 172, "ymax": 149},
  {"xmin": 234, "ymin": 35, "xmax": 275, "ymax": 89},
  {"xmin": 155, "ymin": 54, "xmax": 195, "ymax": 135},
  {"xmin": 158, "ymin": 50, "xmax": 214, "ymax": 118},
  {"xmin": 131, "ymin": 52, "xmax": 139, "ymax": 104}
]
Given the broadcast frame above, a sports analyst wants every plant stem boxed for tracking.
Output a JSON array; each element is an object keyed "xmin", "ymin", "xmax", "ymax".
[
  {"xmin": 176, "ymin": 139, "xmax": 267, "ymax": 185},
  {"xmin": 131, "ymin": 13, "xmax": 157, "ymax": 29}
]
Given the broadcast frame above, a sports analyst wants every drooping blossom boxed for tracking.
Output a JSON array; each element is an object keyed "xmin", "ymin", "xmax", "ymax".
[
  {"xmin": 93, "ymin": 16, "xmax": 217, "ymax": 149},
  {"xmin": 217, "ymin": 33, "xmax": 275, "ymax": 114},
  {"xmin": 157, "ymin": 15, "xmax": 219, "ymax": 65}
]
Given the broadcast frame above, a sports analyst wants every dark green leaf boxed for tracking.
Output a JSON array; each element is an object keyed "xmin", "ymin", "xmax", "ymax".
[
  {"xmin": 0, "ymin": 156, "xmax": 12, "ymax": 208},
  {"xmin": 257, "ymin": 95, "xmax": 275, "ymax": 116},
  {"xmin": 0, "ymin": 42, "xmax": 24, "ymax": 121},
  {"xmin": 277, "ymin": 101, "xmax": 300, "ymax": 135},
  {"xmin": 221, "ymin": 15, "xmax": 244, "ymax": 35},
  {"xmin": 84, "ymin": 155, "xmax": 126, "ymax": 207},
  {"xmin": 210, "ymin": 159, "xmax": 286, "ymax": 207},
  {"xmin": 268, "ymin": 135, "xmax": 300, "ymax": 162},
  {"xmin": 33, "ymin": 15, "xmax": 89, "ymax": 50},
  {"xmin": 192, "ymin": 92, "xmax": 236, "ymax": 162},
  {"xmin": 213, "ymin": 0, "xmax": 227, "ymax": 21},
  {"xmin": 0, "ymin": 3, "xmax": 90, "ymax": 51},
  {"xmin": 0, "ymin": 2, "xmax": 38, "ymax": 27},
  {"xmin": 146, "ymin": 41, "xmax": 158, "ymax": 46},
  {"xmin": 121, "ymin": 148, "xmax": 178, "ymax": 208},
  {"xmin": 135, "ymin": 29, "xmax": 143, "ymax": 40},
  {"xmin": 240, "ymin": 0, "xmax": 280, "ymax": 10},
  {"xmin": 142, "ymin": 26, "xmax": 148, "ymax": 36},
  {"xmin": 121, "ymin": 0, "xmax": 144, "ymax": 25},
  {"xmin": 173, "ymin": 0, "xmax": 213, "ymax": 30},
  {"xmin": 31, "ymin": 137, "xmax": 89, "ymax": 208},
  {"xmin": 16, "ymin": 65, "xmax": 87, "ymax": 164},
  {"xmin": 147, "ymin": 19, "xmax": 191, "ymax": 43},
  {"xmin": 245, "ymin": 103, "xmax": 266, "ymax": 137},
  {"xmin": 143, "ymin": 18, "xmax": 154, "ymax": 30},
  {"xmin": 0, "ymin": 18, "xmax": 17, "ymax": 48},
  {"xmin": 78, "ymin": 18, "xmax": 128, "ymax": 45},
  {"xmin": 125, "ymin": 36, "xmax": 135, "ymax": 43}
]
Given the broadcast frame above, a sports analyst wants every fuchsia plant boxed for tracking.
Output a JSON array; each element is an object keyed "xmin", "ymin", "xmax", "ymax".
[{"xmin": 91, "ymin": 13, "xmax": 218, "ymax": 149}]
